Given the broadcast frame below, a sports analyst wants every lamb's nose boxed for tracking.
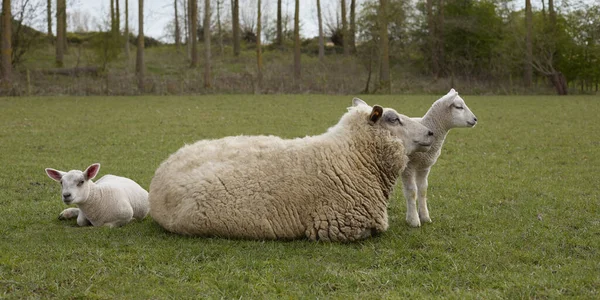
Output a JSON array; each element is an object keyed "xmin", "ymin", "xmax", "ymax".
[
  {"xmin": 63, "ymin": 193, "xmax": 71, "ymax": 199},
  {"xmin": 474, "ymin": 117, "xmax": 478, "ymax": 122},
  {"xmin": 427, "ymin": 131, "xmax": 434, "ymax": 136}
]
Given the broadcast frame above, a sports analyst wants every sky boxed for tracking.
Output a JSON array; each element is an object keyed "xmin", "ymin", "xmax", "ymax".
[{"xmin": 62, "ymin": 0, "xmax": 356, "ymax": 42}]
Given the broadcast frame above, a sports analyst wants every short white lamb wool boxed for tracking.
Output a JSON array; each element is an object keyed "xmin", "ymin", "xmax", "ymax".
[
  {"xmin": 402, "ymin": 89, "xmax": 478, "ymax": 227},
  {"xmin": 149, "ymin": 99, "xmax": 435, "ymax": 242},
  {"xmin": 45, "ymin": 163, "xmax": 149, "ymax": 227}
]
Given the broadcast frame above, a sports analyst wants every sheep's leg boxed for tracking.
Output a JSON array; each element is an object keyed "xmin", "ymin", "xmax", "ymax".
[
  {"xmin": 402, "ymin": 171, "xmax": 420, "ymax": 227},
  {"xmin": 58, "ymin": 208, "xmax": 80, "ymax": 220},
  {"xmin": 76, "ymin": 211, "xmax": 92, "ymax": 227},
  {"xmin": 416, "ymin": 169, "xmax": 432, "ymax": 224}
]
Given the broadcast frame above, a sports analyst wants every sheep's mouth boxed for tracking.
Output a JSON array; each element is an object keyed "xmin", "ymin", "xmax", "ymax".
[
  {"xmin": 467, "ymin": 121, "xmax": 477, "ymax": 127},
  {"xmin": 63, "ymin": 199, "xmax": 72, "ymax": 205},
  {"xmin": 417, "ymin": 142, "xmax": 432, "ymax": 147}
]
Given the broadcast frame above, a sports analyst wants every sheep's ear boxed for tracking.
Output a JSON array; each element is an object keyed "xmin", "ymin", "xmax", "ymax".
[
  {"xmin": 369, "ymin": 105, "xmax": 384, "ymax": 123},
  {"xmin": 45, "ymin": 168, "xmax": 65, "ymax": 182},
  {"xmin": 84, "ymin": 163, "xmax": 101, "ymax": 181},
  {"xmin": 353, "ymin": 97, "xmax": 368, "ymax": 107}
]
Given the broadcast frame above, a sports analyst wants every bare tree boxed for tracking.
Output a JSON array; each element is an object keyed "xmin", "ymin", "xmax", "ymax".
[
  {"xmin": 524, "ymin": 0, "xmax": 532, "ymax": 87},
  {"xmin": 110, "ymin": 0, "xmax": 115, "ymax": 33},
  {"xmin": 56, "ymin": 0, "xmax": 66, "ymax": 67},
  {"xmin": 190, "ymin": 0, "xmax": 198, "ymax": 67},
  {"xmin": 256, "ymin": 0, "xmax": 262, "ymax": 90},
  {"xmin": 317, "ymin": 0, "xmax": 324, "ymax": 62},
  {"xmin": 136, "ymin": 0, "xmax": 145, "ymax": 91},
  {"xmin": 1, "ymin": 0, "xmax": 11, "ymax": 83},
  {"xmin": 276, "ymin": 0, "xmax": 282, "ymax": 47},
  {"xmin": 378, "ymin": 0, "xmax": 390, "ymax": 93},
  {"xmin": 125, "ymin": 0, "xmax": 130, "ymax": 58},
  {"xmin": 203, "ymin": 0, "xmax": 211, "ymax": 88},
  {"xmin": 174, "ymin": 0, "xmax": 180, "ymax": 51},
  {"xmin": 293, "ymin": 0, "xmax": 300, "ymax": 80},
  {"xmin": 341, "ymin": 0, "xmax": 349, "ymax": 55},
  {"xmin": 47, "ymin": 0, "xmax": 52, "ymax": 42},
  {"xmin": 116, "ymin": 0, "xmax": 120, "ymax": 34},
  {"xmin": 232, "ymin": 0, "xmax": 240, "ymax": 56},
  {"xmin": 216, "ymin": 0, "xmax": 223, "ymax": 56},
  {"xmin": 349, "ymin": 0, "xmax": 356, "ymax": 53}
]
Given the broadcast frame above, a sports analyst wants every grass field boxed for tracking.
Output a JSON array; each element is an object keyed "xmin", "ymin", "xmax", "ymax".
[{"xmin": 0, "ymin": 94, "xmax": 598, "ymax": 298}]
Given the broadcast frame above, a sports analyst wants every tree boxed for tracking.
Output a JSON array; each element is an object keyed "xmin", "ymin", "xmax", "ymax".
[
  {"xmin": 317, "ymin": 0, "xmax": 324, "ymax": 62},
  {"xmin": 1, "ymin": 0, "xmax": 11, "ymax": 83},
  {"xmin": 216, "ymin": 0, "xmax": 223, "ymax": 55},
  {"xmin": 203, "ymin": 0, "xmax": 211, "ymax": 88},
  {"xmin": 174, "ymin": 0, "xmax": 180, "ymax": 51},
  {"xmin": 136, "ymin": 0, "xmax": 145, "ymax": 91},
  {"xmin": 125, "ymin": 0, "xmax": 130, "ymax": 58},
  {"xmin": 293, "ymin": 0, "xmax": 300, "ymax": 80},
  {"xmin": 378, "ymin": 0, "xmax": 390, "ymax": 93},
  {"xmin": 56, "ymin": 0, "xmax": 66, "ymax": 67},
  {"xmin": 276, "ymin": 0, "xmax": 282, "ymax": 47},
  {"xmin": 189, "ymin": 0, "xmax": 198, "ymax": 67},
  {"xmin": 256, "ymin": 0, "xmax": 262, "ymax": 90},
  {"xmin": 232, "ymin": 0, "xmax": 240, "ymax": 56},
  {"xmin": 47, "ymin": 0, "xmax": 52, "ymax": 42},
  {"xmin": 341, "ymin": 0, "xmax": 349, "ymax": 55},
  {"xmin": 524, "ymin": 0, "xmax": 533, "ymax": 87},
  {"xmin": 349, "ymin": 0, "xmax": 356, "ymax": 53}
]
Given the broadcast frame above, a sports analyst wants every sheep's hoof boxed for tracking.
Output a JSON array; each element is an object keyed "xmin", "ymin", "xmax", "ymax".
[
  {"xmin": 58, "ymin": 208, "xmax": 79, "ymax": 220},
  {"xmin": 406, "ymin": 216, "xmax": 421, "ymax": 228},
  {"xmin": 420, "ymin": 216, "xmax": 432, "ymax": 224}
]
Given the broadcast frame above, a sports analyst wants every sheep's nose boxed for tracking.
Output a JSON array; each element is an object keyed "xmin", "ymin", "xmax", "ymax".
[
  {"xmin": 474, "ymin": 117, "xmax": 478, "ymax": 122},
  {"xmin": 63, "ymin": 193, "xmax": 71, "ymax": 199},
  {"xmin": 427, "ymin": 131, "xmax": 434, "ymax": 136}
]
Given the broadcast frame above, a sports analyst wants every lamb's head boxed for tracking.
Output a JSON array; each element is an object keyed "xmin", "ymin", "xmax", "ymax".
[
  {"xmin": 45, "ymin": 163, "xmax": 100, "ymax": 205},
  {"xmin": 438, "ymin": 89, "xmax": 478, "ymax": 128},
  {"xmin": 353, "ymin": 98, "xmax": 434, "ymax": 155}
]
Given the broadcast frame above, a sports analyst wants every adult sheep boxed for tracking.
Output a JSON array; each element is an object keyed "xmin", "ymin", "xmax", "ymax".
[
  {"xmin": 45, "ymin": 163, "xmax": 149, "ymax": 227},
  {"xmin": 149, "ymin": 99, "xmax": 434, "ymax": 242},
  {"xmin": 402, "ymin": 89, "xmax": 478, "ymax": 227}
]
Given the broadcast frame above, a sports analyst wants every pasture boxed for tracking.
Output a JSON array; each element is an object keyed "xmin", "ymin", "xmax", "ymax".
[{"xmin": 0, "ymin": 94, "xmax": 598, "ymax": 298}]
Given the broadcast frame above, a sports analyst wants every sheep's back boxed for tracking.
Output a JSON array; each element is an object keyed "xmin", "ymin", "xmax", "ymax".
[{"xmin": 96, "ymin": 175, "xmax": 149, "ymax": 220}]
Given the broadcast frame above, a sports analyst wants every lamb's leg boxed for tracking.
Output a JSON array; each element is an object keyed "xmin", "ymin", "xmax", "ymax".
[
  {"xmin": 58, "ymin": 208, "xmax": 80, "ymax": 220},
  {"xmin": 76, "ymin": 210, "xmax": 92, "ymax": 226},
  {"xmin": 416, "ymin": 168, "xmax": 432, "ymax": 224},
  {"xmin": 402, "ymin": 171, "xmax": 420, "ymax": 227}
]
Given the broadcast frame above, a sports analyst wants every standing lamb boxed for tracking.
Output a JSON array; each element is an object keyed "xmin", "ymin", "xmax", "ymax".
[
  {"xmin": 149, "ymin": 99, "xmax": 435, "ymax": 242},
  {"xmin": 45, "ymin": 163, "xmax": 149, "ymax": 227},
  {"xmin": 402, "ymin": 89, "xmax": 478, "ymax": 227}
]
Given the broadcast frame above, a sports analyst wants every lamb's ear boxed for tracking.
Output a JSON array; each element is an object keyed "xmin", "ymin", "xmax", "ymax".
[
  {"xmin": 369, "ymin": 105, "xmax": 384, "ymax": 123},
  {"xmin": 84, "ymin": 163, "xmax": 101, "ymax": 181},
  {"xmin": 353, "ymin": 97, "xmax": 368, "ymax": 107},
  {"xmin": 45, "ymin": 168, "xmax": 65, "ymax": 182}
]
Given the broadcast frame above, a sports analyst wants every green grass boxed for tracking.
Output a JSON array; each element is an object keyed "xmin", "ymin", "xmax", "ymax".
[{"xmin": 0, "ymin": 95, "xmax": 598, "ymax": 298}]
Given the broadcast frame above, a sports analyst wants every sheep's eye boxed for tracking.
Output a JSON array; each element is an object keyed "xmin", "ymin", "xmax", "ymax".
[
  {"xmin": 395, "ymin": 118, "xmax": 403, "ymax": 125},
  {"xmin": 454, "ymin": 105, "xmax": 464, "ymax": 110},
  {"xmin": 77, "ymin": 180, "xmax": 84, "ymax": 187}
]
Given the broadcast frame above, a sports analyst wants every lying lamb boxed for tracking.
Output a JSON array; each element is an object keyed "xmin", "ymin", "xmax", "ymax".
[
  {"xmin": 45, "ymin": 163, "xmax": 149, "ymax": 227},
  {"xmin": 402, "ymin": 89, "xmax": 478, "ymax": 227},
  {"xmin": 149, "ymin": 99, "xmax": 434, "ymax": 241}
]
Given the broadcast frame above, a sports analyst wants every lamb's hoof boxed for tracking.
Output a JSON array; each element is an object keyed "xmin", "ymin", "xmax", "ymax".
[
  {"xmin": 406, "ymin": 216, "xmax": 421, "ymax": 227},
  {"xmin": 419, "ymin": 216, "xmax": 432, "ymax": 224}
]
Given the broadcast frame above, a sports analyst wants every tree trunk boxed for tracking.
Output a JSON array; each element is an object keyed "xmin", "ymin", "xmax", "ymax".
[
  {"xmin": 378, "ymin": 0, "xmax": 390, "ymax": 93},
  {"xmin": 216, "ymin": 0, "xmax": 223, "ymax": 56},
  {"xmin": 341, "ymin": 0, "xmax": 349, "ymax": 56},
  {"xmin": 426, "ymin": 0, "xmax": 438, "ymax": 77},
  {"xmin": 125, "ymin": 0, "xmax": 130, "ymax": 59},
  {"xmin": 232, "ymin": 0, "xmax": 240, "ymax": 56},
  {"xmin": 256, "ymin": 0, "xmax": 262, "ymax": 91},
  {"xmin": 524, "ymin": 0, "xmax": 533, "ymax": 88},
  {"xmin": 203, "ymin": 0, "xmax": 211, "ymax": 88},
  {"xmin": 136, "ymin": 0, "xmax": 145, "ymax": 92},
  {"xmin": 276, "ymin": 0, "xmax": 282, "ymax": 47},
  {"xmin": 190, "ymin": 0, "xmax": 198, "ymax": 67},
  {"xmin": 317, "ymin": 0, "xmax": 324, "ymax": 62},
  {"xmin": 1, "ymin": 0, "xmax": 11, "ymax": 83},
  {"xmin": 56, "ymin": 0, "xmax": 66, "ymax": 67},
  {"xmin": 349, "ymin": 0, "xmax": 356, "ymax": 54},
  {"xmin": 293, "ymin": 0, "xmax": 300, "ymax": 80},
  {"xmin": 116, "ymin": 0, "xmax": 120, "ymax": 35},
  {"xmin": 110, "ymin": 0, "xmax": 115, "ymax": 33},
  {"xmin": 174, "ymin": 0, "xmax": 180, "ymax": 51},
  {"xmin": 549, "ymin": 72, "xmax": 567, "ymax": 95},
  {"xmin": 47, "ymin": 0, "xmax": 52, "ymax": 42},
  {"xmin": 436, "ymin": 0, "xmax": 445, "ymax": 75}
]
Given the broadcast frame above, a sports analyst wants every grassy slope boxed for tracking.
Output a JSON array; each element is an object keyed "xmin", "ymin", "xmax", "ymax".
[{"xmin": 0, "ymin": 95, "xmax": 598, "ymax": 298}]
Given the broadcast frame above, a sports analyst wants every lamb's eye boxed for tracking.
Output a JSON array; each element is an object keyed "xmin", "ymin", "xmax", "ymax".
[
  {"xmin": 454, "ymin": 105, "xmax": 464, "ymax": 110},
  {"xmin": 395, "ymin": 118, "xmax": 403, "ymax": 125},
  {"xmin": 77, "ymin": 180, "xmax": 84, "ymax": 187}
]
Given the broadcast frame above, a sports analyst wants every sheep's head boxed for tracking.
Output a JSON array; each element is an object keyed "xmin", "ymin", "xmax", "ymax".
[
  {"xmin": 353, "ymin": 98, "xmax": 434, "ymax": 155},
  {"xmin": 442, "ymin": 89, "xmax": 478, "ymax": 128},
  {"xmin": 45, "ymin": 163, "xmax": 100, "ymax": 205}
]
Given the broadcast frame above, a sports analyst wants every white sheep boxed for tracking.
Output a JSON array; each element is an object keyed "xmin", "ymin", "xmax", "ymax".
[
  {"xmin": 45, "ymin": 163, "xmax": 149, "ymax": 228},
  {"xmin": 402, "ymin": 89, "xmax": 478, "ymax": 227},
  {"xmin": 149, "ymin": 99, "xmax": 435, "ymax": 241}
]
